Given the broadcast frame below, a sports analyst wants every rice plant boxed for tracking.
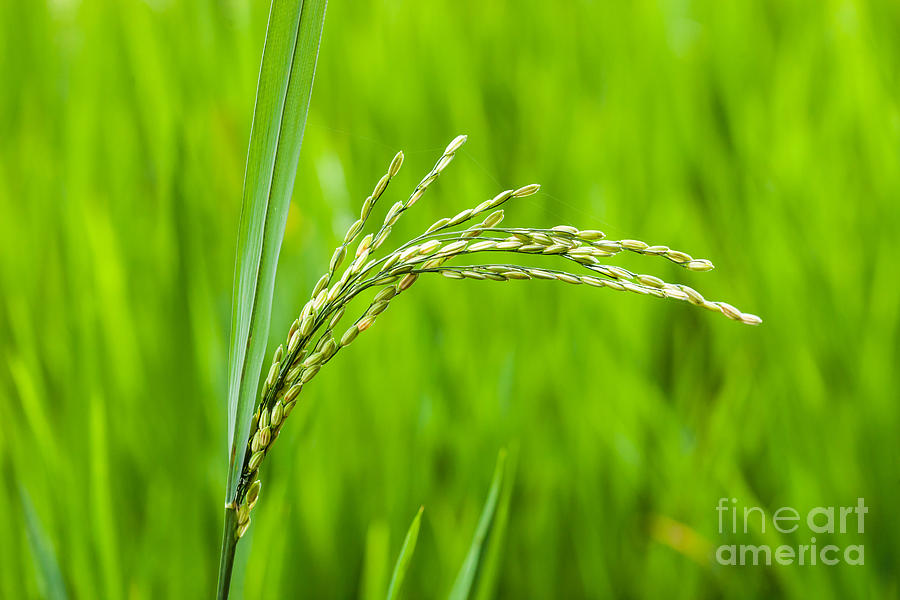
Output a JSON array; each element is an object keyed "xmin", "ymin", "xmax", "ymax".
[
  {"xmin": 219, "ymin": 133, "xmax": 760, "ymax": 593},
  {"xmin": 216, "ymin": 2, "xmax": 759, "ymax": 598}
]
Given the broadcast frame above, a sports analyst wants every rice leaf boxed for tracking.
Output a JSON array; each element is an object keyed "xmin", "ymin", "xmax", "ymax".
[
  {"xmin": 224, "ymin": 0, "xmax": 328, "ymax": 506},
  {"xmin": 218, "ymin": 1, "xmax": 327, "ymax": 598},
  {"xmin": 20, "ymin": 487, "xmax": 68, "ymax": 600},
  {"xmin": 473, "ymin": 447, "xmax": 517, "ymax": 600},
  {"xmin": 448, "ymin": 449, "xmax": 508, "ymax": 600},
  {"xmin": 386, "ymin": 506, "xmax": 424, "ymax": 600}
]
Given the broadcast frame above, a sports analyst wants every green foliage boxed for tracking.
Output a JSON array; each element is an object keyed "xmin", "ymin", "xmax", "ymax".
[
  {"xmin": 20, "ymin": 487, "xmax": 68, "ymax": 600},
  {"xmin": 449, "ymin": 449, "xmax": 511, "ymax": 600},
  {"xmin": 386, "ymin": 506, "xmax": 424, "ymax": 600},
  {"xmin": 0, "ymin": 0, "xmax": 898, "ymax": 598},
  {"xmin": 472, "ymin": 448, "xmax": 516, "ymax": 600},
  {"xmin": 225, "ymin": 0, "xmax": 327, "ymax": 505}
]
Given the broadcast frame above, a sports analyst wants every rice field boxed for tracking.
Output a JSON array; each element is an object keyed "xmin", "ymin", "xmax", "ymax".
[{"xmin": 0, "ymin": 0, "xmax": 898, "ymax": 598}]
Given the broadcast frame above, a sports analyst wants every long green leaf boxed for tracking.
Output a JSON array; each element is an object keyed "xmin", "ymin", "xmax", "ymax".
[
  {"xmin": 386, "ymin": 506, "xmax": 424, "ymax": 600},
  {"xmin": 218, "ymin": 1, "xmax": 326, "ymax": 598},
  {"xmin": 448, "ymin": 449, "xmax": 509, "ymax": 600},
  {"xmin": 224, "ymin": 0, "xmax": 327, "ymax": 505},
  {"xmin": 20, "ymin": 487, "xmax": 68, "ymax": 600}
]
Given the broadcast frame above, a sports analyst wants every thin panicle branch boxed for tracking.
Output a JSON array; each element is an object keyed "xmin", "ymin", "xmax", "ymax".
[{"xmin": 327, "ymin": 151, "xmax": 405, "ymax": 284}]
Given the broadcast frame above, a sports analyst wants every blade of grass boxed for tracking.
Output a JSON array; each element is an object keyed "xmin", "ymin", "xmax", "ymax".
[
  {"xmin": 448, "ymin": 449, "xmax": 508, "ymax": 600},
  {"xmin": 218, "ymin": 0, "xmax": 327, "ymax": 598},
  {"xmin": 386, "ymin": 506, "xmax": 424, "ymax": 600},
  {"xmin": 473, "ymin": 447, "xmax": 517, "ymax": 600},
  {"xmin": 89, "ymin": 391, "xmax": 120, "ymax": 599},
  {"xmin": 224, "ymin": 0, "xmax": 328, "ymax": 507},
  {"xmin": 20, "ymin": 486, "xmax": 68, "ymax": 600}
]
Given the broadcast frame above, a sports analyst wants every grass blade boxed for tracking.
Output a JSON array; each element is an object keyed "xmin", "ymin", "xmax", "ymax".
[
  {"xmin": 448, "ymin": 449, "xmax": 509, "ymax": 600},
  {"xmin": 20, "ymin": 487, "xmax": 68, "ymax": 600},
  {"xmin": 386, "ymin": 506, "xmax": 424, "ymax": 600},
  {"xmin": 473, "ymin": 447, "xmax": 517, "ymax": 600},
  {"xmin": 225, "ymin": 0, "xmax": 328, "ymax": 506},
  {"xmin": 219, "ymin": 0, "xmax": 327, "ymax": 598}
]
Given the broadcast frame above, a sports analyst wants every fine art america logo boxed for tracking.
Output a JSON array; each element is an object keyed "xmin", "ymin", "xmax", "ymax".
[{"xmin": 715, "ymin": 498, "xmax": 866, "ymax": 566}]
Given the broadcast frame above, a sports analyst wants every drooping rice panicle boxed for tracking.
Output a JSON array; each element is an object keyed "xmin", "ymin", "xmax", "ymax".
[{"xmin": 228, "ymin": 135, "xmax": 761, "ymax": 535}]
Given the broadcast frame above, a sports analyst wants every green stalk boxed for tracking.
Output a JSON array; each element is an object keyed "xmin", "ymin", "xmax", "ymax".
[{"xmin": 216, "ymin": 508, "xmax": 239, "ymax": 600}]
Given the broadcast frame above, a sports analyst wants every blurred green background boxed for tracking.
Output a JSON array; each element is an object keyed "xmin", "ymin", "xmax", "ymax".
[{"xmin": 1, "ymin": 0, "xmax": 898, "ymax": 597}]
